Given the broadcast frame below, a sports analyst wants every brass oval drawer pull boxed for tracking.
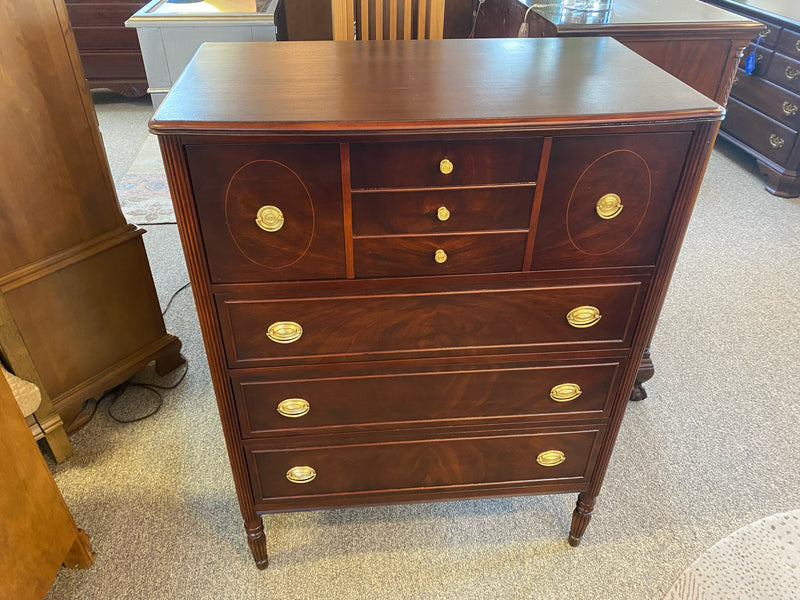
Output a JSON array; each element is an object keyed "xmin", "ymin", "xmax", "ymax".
[
  {"xmin": 277, "ymin": 398, "xmax": 310, "ymax": 418},
  {"xmin": 782, "ymin": 101, "xmax": 798, "ymax": 116},
  {"xmin": 785, "ymin": 66, "xmax": 800, "ymax": 81},
  {"xmin": 566, "ymin": 305, "xmax": 601, "ymax": 328},
  {"xmin": 536, "ymin": 450, "xmax": 566, "ymax": 467},
  {"xmin": 286, "ymin": 466, "xmax": 316, "ymax": 484},
  {"xmin": 434, "ymin": 248, "xmax": 448, "ymax": 263},
  {"xmin": 769, "ymin": 134, "xmax": 785, "ymax": 149},
  {"xmin": 436, "ymin": 206, "xmax": 451, "ymax": 221},
  {"xmin": 267, "ymin": 321, "xmax": 303, "ymax": 344},
  {"xmin": 596, "ymin": 193, "xmax": 623, "ymax": 219},
  {"xmin": 439, "ymin": 158, "xmax": 454, "ymax": 175},
  {"xmin": 255, "ymin": 205, "xmax": 284, "ymax": 232},
  {"xmin": 550, "ymin": 383, "xmax": 582, "ymax": 402}
]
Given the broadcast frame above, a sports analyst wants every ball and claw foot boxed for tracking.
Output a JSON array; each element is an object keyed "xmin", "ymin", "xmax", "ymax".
[
  {"xmin": 568, "ymin": 492, "xmax": 597, "ymax": 547},
  {"xmin": 245, "ymin": 519, "xmax": 269, "ymax": 570}
]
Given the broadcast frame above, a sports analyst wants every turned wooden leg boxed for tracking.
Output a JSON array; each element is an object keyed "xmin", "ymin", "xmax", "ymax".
[
  {"xmin": 154, "ymin": 335, "xmax": 185, "ymax": 376},
  {"xmin": 63, "ymin": 529, "xmax": 96, "ymax": 569},
  {"xmin": 568, "ymin": 492, "xmax": 597, "ymax": 547},
  {"xmin": 630, "ymin": 346, "xmax": 654, "ymax": 402},
  {"xmin": 245, "ymin": 518, "xmax": 269, "ymax": 569}
]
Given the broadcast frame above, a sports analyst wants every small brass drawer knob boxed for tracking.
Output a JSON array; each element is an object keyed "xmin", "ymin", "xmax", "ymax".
[
  {"xmin": 255, "ymin": 205, "xmax": 284, "ymax": 232},
  {"xmin": 786, "ymin": 66, "xmax": 800, "ymax": 80},
  {"xmin": 277, "ymin": 398, "xmax": 310, "ymax": 418},
  {"xmin": 566, "ymin": 306, "xmax": 602, "ymax": 328},
  {"xmin": 439, "ymin": 158, "xmax": 454, "ymax": 175},
  {"xmin": 596, "ymin": 193, "xmax": 623, "ymax": 219},
  {"xmin": 550, "ymin": 383, "xmax": 582, "ymax": 402},
  {"xmin": 769, "ymin": 134, "xmax": 785, "ymax": 149},
  {"xmin": 286, "ymin": 466, "xmax": 316, "ymax": 484},
  {"xmin": 434, "ymin": 248, "xmax": 448, "ymax": 263},
  {"xmin": 536, "ymin": 450, "xmax": 566, "ymax": 467},
  {"xmin": 437, "ymin": 206, "xmax": 451, "ymax": 221},
  {"xmin": 267, "ymin": 321, "xmax": 303, "ymax": 344},
  {"xmin": 782, "ymin": 101, "xmax": 798, "ymax": 116}
]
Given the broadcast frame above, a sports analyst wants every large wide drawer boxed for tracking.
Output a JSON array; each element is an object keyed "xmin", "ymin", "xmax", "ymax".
[
  {"xmin": 217, "ymin": 280, "xmax": 644, "ymax": 367},
  {"xmin": 723, "ymin": 98, "xmax": 797, "ymax": 164},
  {"xmin": 530, "ymin": 132, "xmax": 692, "ymax": 270},
  {"xmin": 247, "ymin": 426, "xmax": 603, "ymax": 506},
  {"xmin": 233, "ymin": 358, "xmax": 624, "ymax": 436},
  {"xmin": 353, "ymin": 232, "xmax": 528, "ymax": 277},
  {"xmin": 349, "ymin": 139, "xmax": 543, "ymax": 189},
  {"xmin": 731, "ymin": 71, "xmax": 800, "ymax": 130}
]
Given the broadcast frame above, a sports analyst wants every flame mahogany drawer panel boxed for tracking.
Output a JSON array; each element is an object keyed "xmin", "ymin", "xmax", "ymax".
[
  {"xmin": 350, "ymin": 186, "xmax": 535, "ymax": 236},
  {"xmin": 247, "ymin": 426, "xmax": 604, "ymax": 507},
  {"xmin": 233, "ymin": 358, "xmax": 624, "ymax": 437},
  {"xmin": 349, "ymin": 139, "xmax": 543, "ymax": 189},
  {"xmin": 217, "ymin": 281, "xmax": 644, "ymax": 367},
  {"xmin": 150, "ymin": 39, "xmax": 723, "ymax": 567},
  {"xmin": 185, "ymin": 143, "xmax": 346, "ymax": 283},
  {"xmin": 531, "ymin": 132, "xmax": 693, "ymax": 270},
  {"xmin": 353, "ymin": 232, "xmax": 528, "ymax": 277}
]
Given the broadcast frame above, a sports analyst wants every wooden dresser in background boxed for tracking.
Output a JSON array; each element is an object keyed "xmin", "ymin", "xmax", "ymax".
[
  {"xmin": 705, "ymin": 0, "xmax": 800, "ymax": 197},
  {"xmin": 1, "ymin": 0, "xmax": 184, "ymax": 435},
  {"xmin": 152, "ymin": 38, "xmax": 722, "ymax": 568},
  {"xmin": 65, "ymin": 0, "xmax": 149, "ymax": 96}
]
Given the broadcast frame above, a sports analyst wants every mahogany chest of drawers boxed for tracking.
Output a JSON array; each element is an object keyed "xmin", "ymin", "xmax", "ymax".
[
  {"xmin": 705, "ymin": 0, "xmax": 800, "ymax": 197},
  {"xmin": 151, "ymin": 38, "xmax": 722, "ymax": 569}
]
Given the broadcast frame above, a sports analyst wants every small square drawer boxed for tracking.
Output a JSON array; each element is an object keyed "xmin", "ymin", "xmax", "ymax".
[
  {"xmin": 776, "ymin": 28, "xmax": 800, "ymax": 61},
  {"xmin": 756, "ymin": 21, "xmax": 781, "ymax": 49},
  {"xmin": 353, "ymin": 232, "xmax": 527, "ymax": 277},
  {"xmin": 247, "ymin": 426, "xmax": 604, "ymax": 507},
  {"xmin": 233, "ymin": 358, "xmax": 623, "ymax": 437},
  {"xmin": 739, "ymin": 43, "xmax": 774, "ymax": 76},
  {"xmin": 185, "ymin": 143, "xmax": 346, "ymax": 283},
  {"xmin": 217, "ymin": 279, "xmax": 644, "ymax": 367},
  {"xmin": 351, "ymin": 186, "xmax": 535, "ymax": 236},
  {"xmin": 765, "ymin": 53, "xmax": 800, "ymax": 95},
  {"xmin": 530, "ymin": 132, "xmax": 692, "ymax": 270},
  {"xmin": 349, "ymin": 138, "xmax": 543, "ymax": 189}
]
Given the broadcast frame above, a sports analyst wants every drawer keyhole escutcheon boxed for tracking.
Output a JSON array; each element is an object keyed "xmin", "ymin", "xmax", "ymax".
[
  {"xmin": 536, "ymin": 450, "xmax": 566, "ymax": 467},
  {"xmin": 782, "ymin": 101, "xmax": 798, "ymax": 116},
  {"xmin": 566, "ymin": 306, "xmax": 601, "ymax": 328},
  {"xmin": 255, "ymin": 205, "xmax": 284, "ymax": 232},
  {"xmin": 550, "ymin": 383, "xmax": 582, "ymax": 402},
  {"xmin": 439, "ymin": 158, "xmax": 454, "ymax": 175},
  {"xmin": 277, "ymin": 398, "xmax": 310, "ymax": 418},
  {"xmin": 267, "ymin": 321, "xmax": 303, "ymax": 344},
  {"xmin": 786, "ymin": 66, "xmax": 800, "ymax": 81},
  {"xmin": 769, "ymin": 134, "xmax": 785, "ymax": 149},
  {"xmin": 286, "ymin": 466, "xmax": 316, "ymax": 484},
  {"xmin": 434, "ymin": 249, "xmax": 448, "ymax": 263},
  {"xmin": 596, "ymin": 193, "xmax": 623, "ymax": 219},
  {"xmin": 437, "ymin": 206, "xmax": 451, "ymax": 221}
]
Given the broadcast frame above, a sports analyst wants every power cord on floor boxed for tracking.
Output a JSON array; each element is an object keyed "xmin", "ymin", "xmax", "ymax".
[{"xmin": 73, "ymin": 280, "xmax": 192, "ymax": 429}]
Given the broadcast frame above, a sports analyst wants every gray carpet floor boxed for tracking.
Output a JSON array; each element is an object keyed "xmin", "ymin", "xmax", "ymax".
[{"xmin": 44, "ymin": 92, "xmax": 800, "ymax": 599}]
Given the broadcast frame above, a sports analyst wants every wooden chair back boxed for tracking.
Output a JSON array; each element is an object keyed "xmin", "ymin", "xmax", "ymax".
[{"xmin": 332, "ymin": 0, "xmax": 445, "ymax": 40}]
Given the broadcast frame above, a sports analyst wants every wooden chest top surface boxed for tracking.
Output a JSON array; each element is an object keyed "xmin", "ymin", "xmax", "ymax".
[{"xmin": 150, "ymin": 37, "xmax": 722, "ymax": 134}]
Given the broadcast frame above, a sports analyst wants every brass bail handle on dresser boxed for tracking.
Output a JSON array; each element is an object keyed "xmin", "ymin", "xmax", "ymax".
[{"xmin": 255, "ymin": 205, "xmax": 284, "ymax": 232}]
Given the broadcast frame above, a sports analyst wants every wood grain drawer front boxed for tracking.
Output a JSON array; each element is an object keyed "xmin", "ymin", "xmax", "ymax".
[
  {"xmin": 757, "ymin": 21, "xmax": 782, "ymax": 49},
  {"xmin": 218, "ymin": 281, "xmax": 643, "ymax": 366},
  {"xmin": 351, "ymin": 186, "xmax": 535, "ymax": 235},
  {"xmin": 732, "ymin": 71, "xmax": 800, "ymax": 130},
  {"xmin": 531, "ymin": 132, "xmax": 692, "ymax": 270},
  {"xmin": 353, "ymin": 232, "xmax": 527, "ymax": 277},
  {"xmin": 248, "ymin": 428, "xmax": 602, "ymax": 503},
  {"xmin": 66, "ymin": 4, "xmax": 145, "ymax": 26},
  {"xmin": 235, "ymin": 360, "xmax": 622, "ymax": 436},
  {"xmin": 723, "ymin": 98, "xmax": 797, "ymax": 164},
  {"xmin": 766, "ymin": 54, "xmax": 800, "ymax": 94},
  {"xmin": 349, "ymin": 139, "xmax": 543, "ymax": 189},
  {"xmin": 776, "ymin": 28, "xmax": 800, "ymax": 62},
  {"xmin": 186, "ymin": 144, "xmax": 346, "ymax": 283},
  {"xmin": 740, "ymin": 43, "xmax": 774, "ymax": 76}
]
